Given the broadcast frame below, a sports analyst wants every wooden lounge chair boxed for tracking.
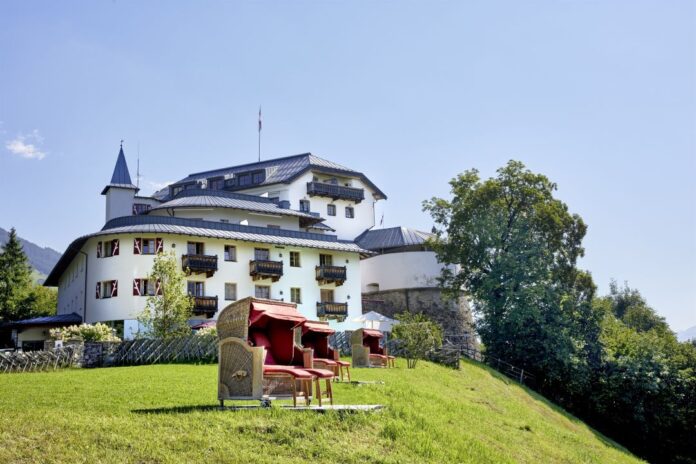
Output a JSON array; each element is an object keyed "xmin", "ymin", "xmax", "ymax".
[
  {"xmin": 351, "ymin": 328, "xmax": 393, "ymax": 368},
  {"xmin": 301, "ymin": 321, "xmax": 351, "ymax": 382},
  {"xmin": 217, "ymin": 297, "xmax": 334, "ymax": 407}
]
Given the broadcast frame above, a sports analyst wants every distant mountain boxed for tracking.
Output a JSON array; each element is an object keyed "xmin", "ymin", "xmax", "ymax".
[
  {"xmin": 0, "ymin": 227, "xmax": 62, "ymax": 277},
  {"xmin": 678, "ymin": 325, "xmax": 696, "ymax": 342}
]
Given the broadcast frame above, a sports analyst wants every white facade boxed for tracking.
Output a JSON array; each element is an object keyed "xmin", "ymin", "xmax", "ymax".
[
  {"xmin": 360, "ymin": 251, "xmax": 445, "ymax": 293},
  {"xmin": 235, "ymin": 171, "xmax": 378, "ymax": 240},
  {"xmin": 105, "ymin": 187, "xmax": 136, "ymax": 222},
  {"xmin": 56, "ymin": 234, "xmax": 362, "ymax": 335}
]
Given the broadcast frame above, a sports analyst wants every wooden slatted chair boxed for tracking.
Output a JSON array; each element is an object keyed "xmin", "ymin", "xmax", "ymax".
[
  {"xmin": 217, "ymin": 297, "xmax": 330, "ymax": 407},
  {"xmin": 301, "ymin": 321, "xmax": 351, "ymax": 382},
  {"xmin": 351, "ymin": 328, "xmax": 392, "ymax": 368}
]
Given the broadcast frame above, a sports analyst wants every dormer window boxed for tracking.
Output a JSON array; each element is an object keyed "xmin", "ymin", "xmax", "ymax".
[
  {"xmin": 252, "ymin": 171, "xmax": 265, "ymax": 184},
  {"xmin": 171, "ymin": 186, "xmax": 183, "ymax": 197},
  {"xmin": 208, "ymin": 178, "xmax": 224, "ymax": 190},
  {"xmin": 238, "ymin": 173, "xmax": 252, "ymax": 186}
]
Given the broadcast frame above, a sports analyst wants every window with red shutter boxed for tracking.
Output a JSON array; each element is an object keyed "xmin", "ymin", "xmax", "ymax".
[
  {"xmin": 133, "ymin": 238, "xmax": 142, "ymax": 255},
  {"xmin": 112, "ymin": 239, "xmax": 120, "ymax": 256},
  {"xmin": 96, "ymin": 282, "xmax": 101, "ymax": 299},
  {"xmin": 111, "ymin": 280, "xmax": 118, "ymax": 298},
  {"xmin": 155, "ymin": 279, "xmax": 163, "ymax": 296},
  {"xmin": 133, "ymin": 279, "xmax": 141, "ymax": 296},
  {"xmin": 155, "ymin": 238, "xmax": 163, "ymax": 254}
]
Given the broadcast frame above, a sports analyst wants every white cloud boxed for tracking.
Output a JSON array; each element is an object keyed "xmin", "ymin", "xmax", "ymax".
[
  {"xmin": 148, "ymin": 180, "xmax": 173, "ymax": 192},
  {"xmin": 5, "ymin": 130, "xmax": 47, "ymax": 160}
]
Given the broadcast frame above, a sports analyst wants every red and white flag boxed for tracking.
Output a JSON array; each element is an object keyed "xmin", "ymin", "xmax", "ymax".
[{"xmin": 258, "ymin": 106, "xmax": 262, "ymax": 132}]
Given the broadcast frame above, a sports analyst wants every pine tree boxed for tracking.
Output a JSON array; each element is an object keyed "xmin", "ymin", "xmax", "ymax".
[{"xmin": 0, "ymin": 227, "xmax": 34, "ymax": 322}]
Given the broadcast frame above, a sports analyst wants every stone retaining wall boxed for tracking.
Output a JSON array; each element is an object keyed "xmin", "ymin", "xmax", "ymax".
[{"xmin": 362, "ymin": 287, "xmax": 475, "ymax": 337}]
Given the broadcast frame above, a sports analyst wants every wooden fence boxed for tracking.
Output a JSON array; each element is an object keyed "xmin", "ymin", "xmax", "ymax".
[
  {"xmin": 0, "ymin": 346, "xmax": 79, "ymax": 373},
  {"xmin": 108, "ymin": 335, "xmax": 217, "ymax": 366}
]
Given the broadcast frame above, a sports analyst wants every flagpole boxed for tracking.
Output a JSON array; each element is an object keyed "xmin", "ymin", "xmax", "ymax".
[{"xmin": 258, "ymin": 106, "xmax": 262, "ymax": 162}]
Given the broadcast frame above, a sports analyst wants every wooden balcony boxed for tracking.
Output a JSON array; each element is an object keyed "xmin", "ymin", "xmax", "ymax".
[
  {"xmin": 182, "ymin": 254, "xmax": 218, "ymax": 277},
  {"xmin": 317, "ymin": 302, "xmax": 348, "ymax": 320},
  {"xmin": 249, "ymin": 260, "xmax": 284, "ymax": 282},
  {"xmin": 306, "ymin": 181, "xmax": 364, "ymax": 203},
  {"xmin": 192, "ymin": 296, "xmax": 218, "ymax": 316},
  {"xmin": 315, "ymin": 265, "xmax": 347, "ymax": 287}
]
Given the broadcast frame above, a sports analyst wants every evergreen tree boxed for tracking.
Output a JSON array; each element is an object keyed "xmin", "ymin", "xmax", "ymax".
[{"xmin": 0, "ymin": 227, "xmax": 34, "ymax": 322}]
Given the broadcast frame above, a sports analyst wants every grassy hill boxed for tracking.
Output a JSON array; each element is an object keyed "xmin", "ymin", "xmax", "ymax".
[{"xmin": 0, "ymin": 358, "xmax": 642, "ymax": 463}]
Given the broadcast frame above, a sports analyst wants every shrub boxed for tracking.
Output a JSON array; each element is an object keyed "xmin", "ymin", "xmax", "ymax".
[
  {"xmin": 49, "ymin": 323, "xmax": 121, "ymax": 343},
  {"xmin": 195, "ymin": 326, "xmax": 217, "ymax": 338},
  {"xmin": 392, "ymin": 312, "xmax": 443, "ymax": 368}
]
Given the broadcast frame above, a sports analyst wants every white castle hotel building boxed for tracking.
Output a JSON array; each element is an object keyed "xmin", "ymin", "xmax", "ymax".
[{"xmin": 38, "ymin": 146, "xmax": 457, "ymax": 342}]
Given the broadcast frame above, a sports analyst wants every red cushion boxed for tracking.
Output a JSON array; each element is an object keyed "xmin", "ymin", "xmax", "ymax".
[
  {"xmin": 249, "ymin": 330, "xmax": 276, "ymax": 364},
  {"xmin": 295, "ymin": 367, "xmax": 334, "ymax": 379},
  {"xmin": 314, "ymin": 358, "xmax": 338, "ymax": 366},
  {"xmin": 335, "ymin": 360, "xmax": 350, "ymax": 367},
  {"xmin": 369, "ymin": 353, "xmax": 388, "ymax": 360},
  {"xmin": 263, "ymin": 365, "xmax": 314, "ymax": 379}
]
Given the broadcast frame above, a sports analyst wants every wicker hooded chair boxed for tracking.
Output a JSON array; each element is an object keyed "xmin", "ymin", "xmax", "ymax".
[
  {"xmin": 217, "ymin": 297, "xmax": 334, "ymax": 407},
  {"xmin": 351, "ymin": 328, "xmax": 393, "ymax": 368},
  {"xmin": 300, "ymin": 321, "xmax": 351, "ymax": 382}
]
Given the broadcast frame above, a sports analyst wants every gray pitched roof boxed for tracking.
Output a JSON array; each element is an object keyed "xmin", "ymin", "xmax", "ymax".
[
  {"xmin": 163, "ymin": 152, "xmax": 386, "ymax": 200},
  {"xmin": 101, "ymin": 146, "xmax": 139, "ymax": 194},
  {"xmin": 3, "ymin": 312, "xmax": 82, "ymax": 328},
  {"xmin": 148, "ymin": 189, "xmax": 322, "ymax": 223},
  {"xmin": 355, "ymin": 226, "xmax": 434, "ymax": 252},
  {"xmin": 44, "ymin": 216, "xmax": 371, "ymax": 286}
]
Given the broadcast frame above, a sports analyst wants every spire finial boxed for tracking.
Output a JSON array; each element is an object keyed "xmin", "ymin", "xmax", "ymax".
[{"xmin": 120, "ymin": 139, "xmax": 124, "ymax": 149}]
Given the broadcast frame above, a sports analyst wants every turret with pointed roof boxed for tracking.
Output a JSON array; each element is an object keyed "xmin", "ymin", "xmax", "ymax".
[
  {"xmin": 101, "ymin": 144, "xmax": 139, "ymax": 195},
  {"xmin": 102, "ymin": 144, "xmax": 138, "ymax": 222}
]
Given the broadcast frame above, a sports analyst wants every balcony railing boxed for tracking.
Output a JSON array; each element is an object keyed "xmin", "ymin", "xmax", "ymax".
[
  {"xmin": 249, "ymin": 260, "xmax": 284, "ymax": 282},
  {"xmin": 182, "ymin": 254, "xmax": 218, "ymax": 277},
  {"xmin": 315, "ymin": 265, "xmax": 347, "ymax": 287},
  {"xmin": 192, "ymin": 296, "xmax": 218, "ymax": 316},
  {"xmin": 306, "ymin": 182, "xmax": 365, "ymax": 203},
  {"xmin": 317, "ymin": 302, "xmax": 348, "ymax": 320}
]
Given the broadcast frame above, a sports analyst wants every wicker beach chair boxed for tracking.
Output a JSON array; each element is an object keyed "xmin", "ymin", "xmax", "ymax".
[
  {"xmin": 301, "ymin": 321, "xmax": 351, "ymax": 382},
  {"xmin": 351, "ymin": 328, "xmax": 393, "ymax": 368},
  {"xmin": 217, "ymin": 297, "xmax": 334, "ymax": 407}
]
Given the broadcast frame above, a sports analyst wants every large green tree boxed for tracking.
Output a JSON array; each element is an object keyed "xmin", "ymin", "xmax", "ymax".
[
  {"xmin": 423, "ymin": 161, "xmax": 602, "ymax": 401},
  {"xmin": 0, "ymin": 228, "xmax": 35, "ymax": 322},
  {"xmin": 137, "ymin": 251, "xmax": 193, "ymax": 339}
]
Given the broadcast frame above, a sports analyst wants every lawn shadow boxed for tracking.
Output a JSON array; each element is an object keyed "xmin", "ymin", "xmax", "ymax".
[{"xmin": 131, "ymin": 404, "xmax": 227, "ymax": 414}]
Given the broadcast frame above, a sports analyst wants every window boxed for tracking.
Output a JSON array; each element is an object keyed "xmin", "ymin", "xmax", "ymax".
[
  {"xmin": 132, "ymin": 203, "xmax": 151, "ymax": 215},
  {"xmin": 97, "ymin": 280, "xmax": 118, "ymax": 299},
  {"xmin": 224, "ymin": 283, "xmax": 237, "ymax": 301},
  {"xmin": 135, "ymin": 238, "xmax": 162, "ymax": 255},
  {"xmin": 290, "ymin": 287, "xmax": 302, "ymax": 304},
  {"xmin": 252, "ymin": 171, "xmax": 265, "ymax": 184},
  {"xmin": 299, "ymin": 200, "xmax": 310, "ymax": 212},
  {"xmin": 289, "ymin": 251, "xmax": 301, "ymax": 267},
  {"xmin": 320, "ymin": 289, "xmax": 334, "ymax": 303},
  {"xmin": 187, "ymin": 242, "xmax": 204, "ymax": 255},
  {"xmin": 171, "ymin": 186, "xmax": 183, "ymax": 197},
  {"xmin": 345, "ymin": 206, "xmax": 355, "ymax": 218},
  {"xmin": 319, "ymin": 254, "xmax": 333, "ymax": 266},
  {"xmin": 224, "ymin": 245, "xmax": 237, "ymax": 262},
  {"xmin": 327, "ymin": 204, "xmax": 336, "ymax": 216},
  {"xmin": 238, "ymin": 173, "xmax": 252, "ymax": 186},
  {"xmin": 133, "ymin": 278, "xmax": 156, "ymax": 296},
  {"xmin": 255, "ymin": 285, "xmax": 270, "ymax": 299},
  {"xmin": 208, "ymin": 178, "xmax": 224, "ymax": 190},
  {"xmin": 254, "ymin": 248, "xmax": 270, "ymax": 261},
  {"xmin": 184, "ymin": 182, "xmax": 197, "ymax": 190},
  {"xmin": 187, "ymin": 281, "xmax": 204, "ymax": 297},
  {"xmin": 97, "ymin": 239, "xmax": 119, "ymax": 258}
]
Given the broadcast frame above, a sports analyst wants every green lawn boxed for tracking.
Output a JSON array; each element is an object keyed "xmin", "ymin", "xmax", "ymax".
[{"xmin": 0, "ymin": 358, "xmax": 642, "ymax": 464}]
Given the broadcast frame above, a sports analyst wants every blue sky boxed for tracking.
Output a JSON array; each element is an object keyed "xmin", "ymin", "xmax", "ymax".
[{"xmin": 0, "ymin": 1, "xmax": 694, "ymax": 330}]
